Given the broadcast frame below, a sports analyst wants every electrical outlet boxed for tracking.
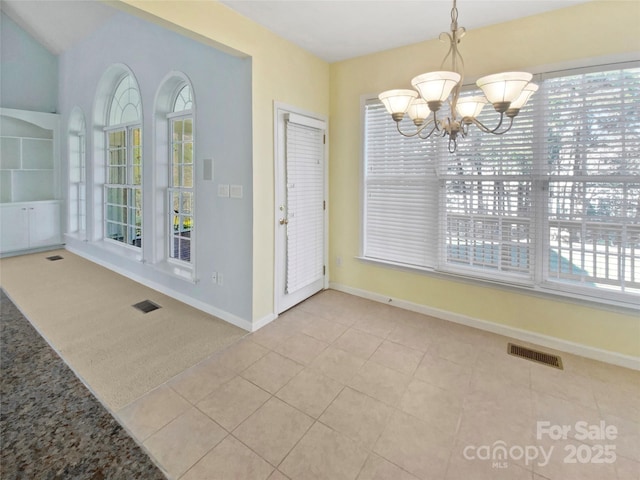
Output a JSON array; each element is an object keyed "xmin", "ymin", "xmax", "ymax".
[
  {"xmin": 336, "ymin": 256, "xmax": 343, "ymax": 267},
  {"xmin": 217, "ymin": 273, "xmax": 223, "ymax": 286}
]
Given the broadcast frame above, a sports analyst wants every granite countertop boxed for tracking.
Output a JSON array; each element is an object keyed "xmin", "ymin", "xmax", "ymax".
[{"xmin": 1, "ymin": 290, "xmax": 168, "ymax": 480}]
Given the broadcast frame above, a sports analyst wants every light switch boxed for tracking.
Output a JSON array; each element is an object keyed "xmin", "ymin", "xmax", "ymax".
[
  {"xmin": 230, "ymin": 185, "xmax": 243, "ymax": 199},
  {"xmin": 203, "ymin": 158, "xmax": 213, "ymax": 181},
  {"xmin": 218, "ymin": 184, "xmax": 230, "ymax": 197}
]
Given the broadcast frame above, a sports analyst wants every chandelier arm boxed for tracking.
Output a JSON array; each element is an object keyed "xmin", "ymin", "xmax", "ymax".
[
  {"xmin": 418, "ymin": 122, "xmax": 440, "ymax": 140},
  {"xmin": 448, "ymin": 136, "xmax": 457, "ymax": 153},
  {"xmin": 395, "ymin": 116, "xmax": 437, "ymax": 138},
  {"xmin": 468, "ymin": 114, "xmax": 514, "ymax": 135}
]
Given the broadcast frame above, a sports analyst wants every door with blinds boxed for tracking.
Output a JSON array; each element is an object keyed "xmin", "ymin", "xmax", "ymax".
[{"xmin": 275, "ymin": 107, "xmax": 327, "ymax": 314}]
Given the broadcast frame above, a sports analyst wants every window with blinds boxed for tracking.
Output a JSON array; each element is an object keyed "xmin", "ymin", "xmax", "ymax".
[
  {"xmin": 439, "ymin": 91, "xmax": 536, "ymax": 282},
  {"xmin": 544, "ymin": 67, "xmax": 640, "ymax": 296},
  {"xmin": 363, "ymin": 100, "xmax": 439, "ymax": 268},
  {"xmin": 362, "ymin": 64, "xmax": 640, "ymax": 304}
]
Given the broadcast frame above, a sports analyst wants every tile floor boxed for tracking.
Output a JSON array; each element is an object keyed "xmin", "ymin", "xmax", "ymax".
[{"xmin": 115, "ymin": 290, "xmax": 640, "ymax": 480}]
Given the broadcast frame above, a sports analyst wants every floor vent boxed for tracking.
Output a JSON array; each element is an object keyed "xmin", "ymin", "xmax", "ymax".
[
  {"xmin": 132, "ymin": 300, "xmax": 161, "ymax": 314},
  {"xmin": 508, "ymin": 343, "xmax": 563, "ymax": 369},
  {"xmin": 46, "ymin": 255, "xmax": 64, "ymax": 261}
]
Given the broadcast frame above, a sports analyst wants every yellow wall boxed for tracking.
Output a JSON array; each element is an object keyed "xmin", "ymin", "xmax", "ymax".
[
  {"xmin": 119, "ymin": 0, "xmax": 330, "ymax": 322},
  {"xmin": 329, "ymin": 1, "xmax": 640, "ymax": 357}
]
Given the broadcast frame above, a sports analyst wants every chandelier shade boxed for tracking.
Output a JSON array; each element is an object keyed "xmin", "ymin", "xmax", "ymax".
[
  {"xmin": 376, "ymin": 0, "xmax": 536, "ymax": 152},
  {"xmin": 379, "ymin": 89, "xmax": 418, "ymax": 118},
  {"xmin": 476, "ymin": 72, "xmax": 533, "ymax": 110},
  {"xmin": 455, "ymin": 96, "xmax": 487, "ymax": 120},
  {"xmin": 411, "ymin": 71, "xmax": 461, "ymax": 106},
  {"xmin": 508, "ymin": 83, "xmax": 539, "ymax": 111},
  {"xmin": 407, "ymin": 98, "xmax": 430, "ymax": 124}
]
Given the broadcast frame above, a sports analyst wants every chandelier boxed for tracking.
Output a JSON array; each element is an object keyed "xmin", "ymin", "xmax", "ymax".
[{"xmin": 378, "ymin": 0, "xmax": 538, "ymax": 153}]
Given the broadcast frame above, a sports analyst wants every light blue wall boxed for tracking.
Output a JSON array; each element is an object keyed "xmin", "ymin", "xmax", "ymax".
[
  {"xmin": 59, "ymin": 11, "xmax": 253, "ymax": 324},
  {"xmin": 1, "ymin": 12, "xmax": 58, "ymax": 112}
]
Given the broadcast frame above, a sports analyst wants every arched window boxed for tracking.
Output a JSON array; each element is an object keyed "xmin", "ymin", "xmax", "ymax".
[
  {"xmin": 168, "ymin": 84, "xmax": 194, "ymax": 264},
  {"xmin": 105, "ymin": 73, "xmax": 143, "ymax": 248},
  {"xmin": 68, "ymin": 108, "xmax": 86, "ymax": 237},
  {"xmin": 173, "ymin": 84, "xmax": 193, "ymax": 112}
]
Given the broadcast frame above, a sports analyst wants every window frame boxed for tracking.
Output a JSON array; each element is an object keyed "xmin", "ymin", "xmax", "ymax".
[
  {"xmin": 360, "ymin": 62, "xmax": 640, "ymax": 310},
  {"xmin": 103, "ymin": 72, "xmax": 143, "ymax": 251},
  {"xmin": 166, "ymin": 86, "xmax": 194, "ymax": 267},
  {"xmin": 104, "ymin": 122, "xmax": 142, "ymax": 250},
  {"xmin": 69, "ymin": 117, "xmax": 86, "ymax": 236}
]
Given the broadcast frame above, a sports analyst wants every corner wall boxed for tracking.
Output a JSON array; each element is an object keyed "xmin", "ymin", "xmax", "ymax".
[{"xmin": 329, "ymin": 1, "xmax": 640, "ymax": 358}]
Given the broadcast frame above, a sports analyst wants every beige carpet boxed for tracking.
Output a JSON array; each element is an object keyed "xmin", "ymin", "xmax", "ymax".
[{"xmin": 0, "ymin": 250, "xmax": 246, "ymax": 411}]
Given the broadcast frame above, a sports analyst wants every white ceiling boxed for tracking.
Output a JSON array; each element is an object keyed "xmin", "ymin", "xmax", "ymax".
[
  {"xmin": 1, "ymin": 0, "xmax": 590, "ymax": 62},
  {"xmin": 219, "ymin": 0, "xmax": 591, "ymax": 62}
]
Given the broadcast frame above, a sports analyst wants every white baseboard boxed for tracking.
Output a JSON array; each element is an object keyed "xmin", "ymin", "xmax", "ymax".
[
  {"xmin": 252, "ymin": 313, "xmax": 278, "ymax": 332},
  {"xmin": 66, "ymin": 246, "xmax": 253, "ymax": 332},
  {"xmin": 330, "ymin": 282, "xmax": 640, "ymax": 371}
]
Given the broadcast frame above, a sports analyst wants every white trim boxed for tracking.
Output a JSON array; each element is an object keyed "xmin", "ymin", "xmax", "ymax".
[
  {"xmin": 285, "ymin": 112, "xmax": 326, "ymax": 130},
  {"xmin": 251, "ymin": 312, "xmax": 279, "ymax": 332},
  {"xmin": 167, "ymin": 110, "xmax": 193, "ymax": 120},
  {"xmin": 273, "ymin": 101, "xmax": 329, "ymax": 315},
  {"xmin": 66, "ymin": 245, "xmax": 253, "ymax": 331},
  {"xmin": 0, "ymin": 243, "xmax": 64, "ymax": 259},
  {"xmin": 329, "ymin": 281, "xmax": 640, "ymax": 371},
  {"xmin": 356, "ymin": 255, "xmax": 639, "ymax": 314},
  {"xmin": 151, "ymin": 260, "xmax": 196, "ymax": 283}
]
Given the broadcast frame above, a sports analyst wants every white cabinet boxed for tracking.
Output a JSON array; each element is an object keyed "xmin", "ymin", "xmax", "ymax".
[
  {"xmin": 0, "ymin": 108, "xmax": 61, "ymax": 255},
  {"xmin": 0, "ymin": 203, "xmax": 29, "ymax": 251},
  {"xmin": 0, "ymin": 201, "xmax": 62, "ymax": 253}
]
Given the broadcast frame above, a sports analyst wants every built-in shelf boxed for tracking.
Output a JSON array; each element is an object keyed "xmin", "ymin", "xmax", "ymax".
[
  {"xmin": 0, "ymin": 108, "xmax": 59, "ymax": 204},
  {"xmin": 0, "ymin": 109, "xmax": 62, "ymax": 255}
]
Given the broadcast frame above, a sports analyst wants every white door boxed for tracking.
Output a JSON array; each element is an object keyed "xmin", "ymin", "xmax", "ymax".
[{"xmin": 275, "ymin": 106, "xmax": 327, "ymax": 313}]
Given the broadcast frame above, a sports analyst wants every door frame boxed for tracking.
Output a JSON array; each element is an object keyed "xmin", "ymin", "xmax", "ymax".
[{"xmin": 273, "ymin": 101, "xmax": 329, "ymax": 315}]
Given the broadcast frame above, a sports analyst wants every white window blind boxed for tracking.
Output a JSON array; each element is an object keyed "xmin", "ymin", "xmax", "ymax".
[
  {"xmin": 363, "ymin": 100, "xmax": 438, "ymax": 268},
  {"xmin": 285, "ymin": 117, "xmax": 325, "ymax": 294},
  {"xmin": 439, "ymin": 91, "xmax": 537, "ymax": 282},
  {"xmin": 543, "ymin": 67, "xmax": 640, "ymax": 296}
]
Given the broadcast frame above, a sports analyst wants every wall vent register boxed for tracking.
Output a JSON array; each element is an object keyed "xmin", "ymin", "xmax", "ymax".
[
  {"xmin": 508, "ymin": 343, "xmax": 563, "ymax": 369},
  {"xmin": 132, "ymin": 300, "xmax": 161, "ymax": 314}
]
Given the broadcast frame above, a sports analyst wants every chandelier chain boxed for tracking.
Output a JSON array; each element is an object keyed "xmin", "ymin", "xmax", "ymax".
[{"xmin": 450, "ymin": 0, "xmax": 458, "ymax": 31}]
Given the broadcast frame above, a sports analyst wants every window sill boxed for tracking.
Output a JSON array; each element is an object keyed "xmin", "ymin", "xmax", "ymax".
[
  {"xmin": 100, "ymin": 239, "xmax": 143, "ymax": 262},
  {"xmin": 356, "ymin": 256, "xmax": 640, "ymax": 314}
]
